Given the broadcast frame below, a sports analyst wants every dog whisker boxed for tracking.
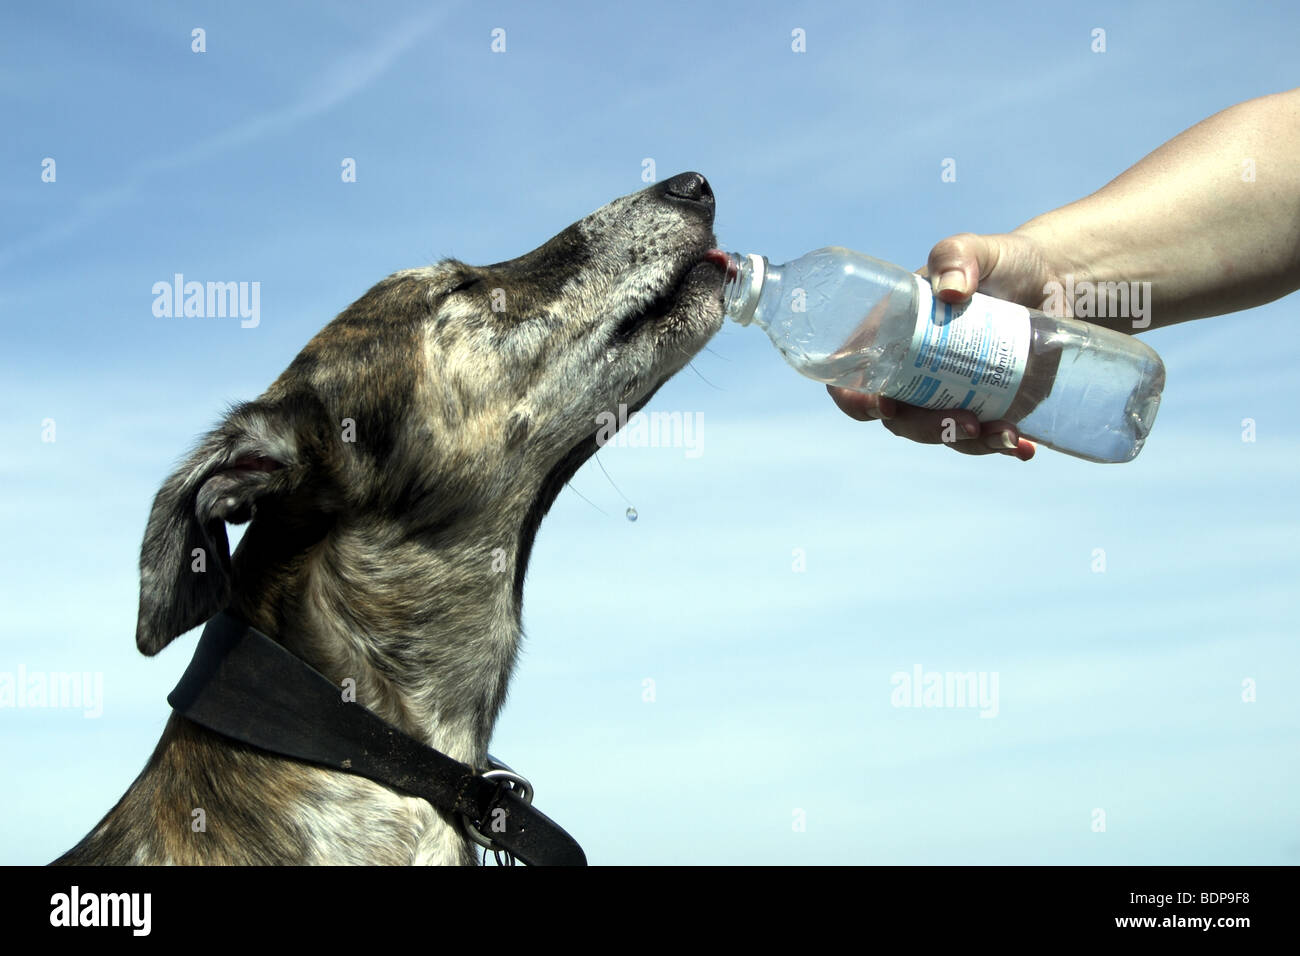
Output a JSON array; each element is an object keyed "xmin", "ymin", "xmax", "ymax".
[
  {"xmin": 562, "ymin": 479, "xmax": 610, "ymax": 518},
  {"xmin": 593, "ymin": 451, "xmax": 634, "ymax": 509},
  {"xmin": 687, "ymin": 361, "xmax": 722, "ymax": 390}
]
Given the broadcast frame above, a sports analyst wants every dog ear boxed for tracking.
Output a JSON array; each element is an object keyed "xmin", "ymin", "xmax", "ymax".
[{"xmin": 135, "ymin": 399, "xmax": 313, "ymax": 655}]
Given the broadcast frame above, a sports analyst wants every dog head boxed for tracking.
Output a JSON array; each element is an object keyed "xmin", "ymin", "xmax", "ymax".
[{"xmin": 136, "ymin": 173, "xmax": 726, "ymax": 654}]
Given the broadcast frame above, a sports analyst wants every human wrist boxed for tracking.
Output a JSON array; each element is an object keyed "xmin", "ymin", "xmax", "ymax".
[{"xmin": 1011, "ymin": 214, "xmax": 1092, "ymax": 298}]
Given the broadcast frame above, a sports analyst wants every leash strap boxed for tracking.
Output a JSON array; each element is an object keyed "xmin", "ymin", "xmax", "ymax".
[{"xmin": 167, "ymin": 611, "xmax": 586, "ymax": 866}]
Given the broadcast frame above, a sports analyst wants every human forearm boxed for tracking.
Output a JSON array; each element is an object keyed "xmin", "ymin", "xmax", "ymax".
[{"xmin": 1015, "ymin": 87, "xmax": 1300, "ymax": 331}]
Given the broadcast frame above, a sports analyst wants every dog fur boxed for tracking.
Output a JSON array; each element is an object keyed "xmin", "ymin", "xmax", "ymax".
[{"xmin": 53, "ymin": 173, "xmax": 724, "ymax": 865}]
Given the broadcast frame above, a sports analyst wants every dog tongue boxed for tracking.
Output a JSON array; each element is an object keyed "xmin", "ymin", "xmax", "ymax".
[{"xmin": 703, "ymin": 249, "xmax": 738, "ymax": 279}]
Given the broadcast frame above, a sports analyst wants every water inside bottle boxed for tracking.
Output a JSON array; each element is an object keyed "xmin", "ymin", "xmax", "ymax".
[{"xmin": 774, "ymin": 296, "xmax": 903, "ymax": 393}]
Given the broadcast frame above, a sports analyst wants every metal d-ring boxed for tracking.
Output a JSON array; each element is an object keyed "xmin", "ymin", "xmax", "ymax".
[{"xmin": 462, "ymin": 756, "xmax": 535, "ymax": 864}]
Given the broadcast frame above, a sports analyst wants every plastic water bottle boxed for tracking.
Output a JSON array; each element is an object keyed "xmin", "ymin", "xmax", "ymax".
[{"xmin": 721, "ymin": 247, "xmax": 1165, "ymax": 463}]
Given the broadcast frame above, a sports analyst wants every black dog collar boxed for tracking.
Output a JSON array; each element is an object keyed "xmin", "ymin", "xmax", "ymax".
[{"xmin": 167, "ymin": 611, "xmax": 586, "ymax": 866}]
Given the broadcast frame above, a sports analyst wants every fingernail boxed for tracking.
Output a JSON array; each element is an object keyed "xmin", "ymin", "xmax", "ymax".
[
  {"xmin": 963, "ymin": 421, "xmax": 979, "ymax": 438},
  {"xmin": 877, "ymin": 397, "xmax": 896, "ymax": 420},
  {"xmin": 984, "ymin": 430, "xmax": 1016, "ymax": 452},
  {"xmin": 936, "ymin": 270, "xmax": 965, "ymax": 295}
]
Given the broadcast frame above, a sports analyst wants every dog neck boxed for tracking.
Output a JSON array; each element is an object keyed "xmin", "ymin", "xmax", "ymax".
[
  {"xmin": 203, "ymin": 513, "xmax": 527, "ymax": 864},
  {"xmin": 230, "ymin": 512, "xmax": 525, "ymax": 765},
  {"xmin": 60, "ymin": 495, "xmax": 543, "ymax": 865}
]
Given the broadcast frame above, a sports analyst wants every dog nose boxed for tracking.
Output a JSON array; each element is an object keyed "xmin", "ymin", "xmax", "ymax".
[{"xmin": 659, "ymin": 172, "xmax": 714, "ymax": 210}]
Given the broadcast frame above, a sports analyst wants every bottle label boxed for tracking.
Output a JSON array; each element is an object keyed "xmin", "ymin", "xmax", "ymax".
[{"xmin": 884, "ymin": 275, "xmax": 1030, "ymax": 421}]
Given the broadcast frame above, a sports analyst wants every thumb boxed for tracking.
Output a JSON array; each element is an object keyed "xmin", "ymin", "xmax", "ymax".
[{"xmin": 924, "ymin": 232, "xmax": 999, "ymax": 304}]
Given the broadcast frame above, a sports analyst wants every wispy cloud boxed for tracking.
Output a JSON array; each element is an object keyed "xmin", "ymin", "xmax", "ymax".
[
  {"xmin": 139, "ymin": 7, "xmax": 450, "ymax": 176},
  {"xmin": 0, "ymin": 6, "xmax": 452, "ymax": 270}
]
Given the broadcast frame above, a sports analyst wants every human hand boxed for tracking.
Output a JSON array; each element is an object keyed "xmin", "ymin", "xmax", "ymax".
[{"xmin": 828, "ymin": 230, "xmax": 1065, "ymax": 461}]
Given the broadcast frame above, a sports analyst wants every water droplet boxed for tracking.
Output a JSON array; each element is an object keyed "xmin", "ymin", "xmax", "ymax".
[{"xmin": 625, "ymin": 507, "xmax": 638, "ymax": 522}]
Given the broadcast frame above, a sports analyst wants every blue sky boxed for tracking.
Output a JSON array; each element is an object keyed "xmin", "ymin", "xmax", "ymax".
[{"xmin": 2, "ymin": 0, "xmax": 1297, "ymax": 864}]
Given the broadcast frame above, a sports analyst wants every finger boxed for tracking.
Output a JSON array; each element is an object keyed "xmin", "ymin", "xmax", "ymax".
[
  {"xmin": 925, "ymin": 233, "xmax": 1000, "ymax": 305},
  {"xmin": 830, "ymin": 386, "xmax": 1037, "ymax": 461},
  {"xmin": 827, "ymin": 385, "xmax": 897, "ymax": 421},
  {"xmin": 879, "ymin": 403, "xmax": 983, "ymax": 445},
  {"xmin": 882, "ymin": 412, "xmax": 1036, "ymax": 461},
  {"xmin": 946, "ymin": 421, "xmax": 1035, "ymax": 461},
  {"xmin": 979, "ymin": 420, "xmax": 1021, "ymax": 453},
  {"xmin": 948, "ymin": 436, "xmax": 1036, "ymax": 460}
]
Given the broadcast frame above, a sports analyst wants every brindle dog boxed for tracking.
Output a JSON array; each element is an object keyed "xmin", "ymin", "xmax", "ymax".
[{"xmin": 54, "ymin": 173, "xmax": 725, "ymax": 865}]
